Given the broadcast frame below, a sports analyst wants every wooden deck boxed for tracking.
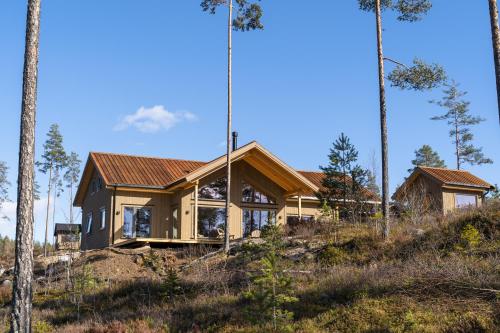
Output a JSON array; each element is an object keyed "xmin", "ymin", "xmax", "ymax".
[{"xmin": 113, "ymin": 237, "xmax": 224, "ymax": 248}]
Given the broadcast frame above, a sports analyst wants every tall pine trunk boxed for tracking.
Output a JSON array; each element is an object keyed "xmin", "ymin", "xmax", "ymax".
[
  {"xmin": 375, "ymin": 0, "xmax": 390, "ymax": 238},
  {"xmin": 489, "ymin": 0, "xmax": 500, "ymax": 125},
  {"xmin": 69, "ymin": 180, "xmax": 73, "ymax": 224},
  {"xmin": 43, "ymin": 165, "xmax": 52, "ymax": 257},
  {"xmin": 224, "ymin": 0, "xmax": 233, "ymax": 253},
  {"xmin": 11, "ymin": 0, "xmax": 41, "ymax": 331}
]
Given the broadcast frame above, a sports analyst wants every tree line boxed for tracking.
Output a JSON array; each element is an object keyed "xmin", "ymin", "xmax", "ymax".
[{"xmin": 9, "ymin": 0, "xmax": 500, "ymax": 331}]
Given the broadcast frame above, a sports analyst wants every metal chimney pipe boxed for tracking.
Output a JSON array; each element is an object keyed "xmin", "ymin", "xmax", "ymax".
[{"xmin": 232, "ymin": 131, "xmax": 238, "ymax": 151}]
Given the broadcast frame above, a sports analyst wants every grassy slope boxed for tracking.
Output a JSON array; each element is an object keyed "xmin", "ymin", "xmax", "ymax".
[{"xmin": 0, "ymin": 203, "xmax": 499, "ymax": 333}]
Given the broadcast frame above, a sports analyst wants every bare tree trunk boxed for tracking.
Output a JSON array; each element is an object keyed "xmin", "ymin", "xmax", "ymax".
[
  {"xmin": 375, "ymin": 0, "xmax": 390, "ymax": 238},
  {"xmin": 455, "ymin": 114, "xmax": 460, "ymax": 170},
  {"xmin": 69, "ymin": 180, "xmax": 73, "ymax": 224},
  {"xmin": 43, "ymin": 165, "xmax": 52, "ymax": 257},
  {"xmin": 224, "ymin": 0, "xmax": 233, "ymax": 253},
  {"xmin": 489, "ymin": 0, "xmax": 500, "ymax": 125},
  {"xmin": 11, "ymin": 0, "xmax": 41, "ymax": 331}
]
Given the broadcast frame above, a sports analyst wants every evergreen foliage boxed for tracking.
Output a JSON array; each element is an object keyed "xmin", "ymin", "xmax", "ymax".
[
  {"xmin": 201, "ymin": 0, "xmax": 264, "ymax": 31},
  {"xmin": 0, "ymin": 162, "xmax": 10, "ymax": 219},
  {"xmin": 409, "ymin": 144, "xmax": 446, "ymax": 172},
  {"xmin": 244, "ymin": 225, "xmax": 297, "ymax": 332},
  {"xmin": 388, "ymin": 58, "xmax": 446, "ymax": 91},
  {"xmin": 64, "ymin": 152, "xmax": 81, "ymax": 223},
  {"xmin": 37, "ymin": 124, "xmax": 67, "ymax": 175},
  {"xmin": 358, "ymin": 0, "xmax": 432, "ymax": 22},
  {"xmin": 430, "ymin": 82, "xmax": 493, "ymax": 169},
  {"xmin": 161, "ymin": 268, "xmax": 182, "ymax": 301},
  {"xmin": 319, "ymin": 133, "xmax": 369, "ymax": 220}
]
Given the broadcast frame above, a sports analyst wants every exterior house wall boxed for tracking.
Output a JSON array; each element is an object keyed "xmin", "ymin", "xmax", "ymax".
[
  {"xmin": 112, "ymin": 190, "xmax": 170, "ymax": 245},
  {"xmin": 285, "ymin": 199, "xmax": 321, "ymax": 218},
  {"xmin": 81, "ymin": 170, "xmax": 111, "ymax": 250}
]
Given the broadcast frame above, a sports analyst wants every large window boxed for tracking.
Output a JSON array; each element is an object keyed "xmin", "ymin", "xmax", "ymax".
[
  {"xmin": 243, "ymin": 209, "xmax": 276, "ymax": 238},
  {"xmin": 198, "ymin": 207, "xmax": 226, "ymax": 238},
  {"xmin": 123, "ymin": 207, "xmax": 152, "ymax": 238},
  {"xmin": 242, "ymin": 182, "xmax": 276, "ymax": 204},
  {"xmin": 198, "ymin": 177, "xmax": 227, "ymax": 200},
  {"xmin": 455, "ymin": 194, "xmax": 477, "ymax": 208}
]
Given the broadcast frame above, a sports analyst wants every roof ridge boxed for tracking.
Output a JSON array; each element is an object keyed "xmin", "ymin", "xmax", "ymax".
[
  {"xmin": 418, "ymin": 166, "xmax": 468, "ymax": 172},
  {"xmin": 90, "ymin": 151, "xmax": 207, "ymax": 164}
]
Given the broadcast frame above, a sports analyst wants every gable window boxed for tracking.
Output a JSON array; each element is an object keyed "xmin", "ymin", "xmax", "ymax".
[
  {"xmin": 91, "ymin": 180, "xmax": 97, "ymax": 195},
  {"xmin": 198, "ymin": 177, "xmax": 227, "ymax": 200},
  {"xmin": 242, "ymin": 182, "xmax": 276, "ymax": 204},
  {"xmin": 86, "ymin": 212, "xmax": 93, "ymax": 234},
  {"xmin": 97, "ymin": 177, "xmax": 103, "ymax": 191},
  {"xmin": 99, "ymin": 207, "xmax": 106, "ymax": 230},
  {"xmin": 123, "ymin": 206, "xmax": 152, "ymax": 239},
  {"xmin": 455, "ymin": 194, "xmax": 477, "ymax": 208}
]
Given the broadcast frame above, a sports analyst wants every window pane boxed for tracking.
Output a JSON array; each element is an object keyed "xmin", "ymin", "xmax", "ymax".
[
  {"xmin": 455, "ymin": 194, "xmax": 476, "ymax": 208},
  {"xmin": 100, "ymin": 208, "xmax": 106, "ymax": 229},
  {"xmin": 86, "ymin": 213, "xmax": 93, "ymax": 234},
  {"xmin": 198, "ymin": 207, "xmax": 226, "ymax": 238},
  {"xmin": 198, "ymin": 178, "xmax": 227, "ymax": 200},
  {"xmin": 123, "ymin": 207, "xmax": 135, "ymax": 238},
  {"xmin": 136, "ymin": 208, "xmax": 151, "ymax": 238},
  {"xmin": 242, "ymin": 182, "xmax": 276, "ymax": 204},
  {"xmin": 243, "ymin": 209, "xmax": 276, "ymax": 238}
]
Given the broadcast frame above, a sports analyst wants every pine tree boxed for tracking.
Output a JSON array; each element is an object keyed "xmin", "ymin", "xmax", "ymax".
[
  {"xmin": 0, "ymin": 162, "xmax": 10, "ymax": 219},
  {"xmin": 358, "ymin": 0, "xmax": 446, "ymax": 238},
  {"xmin": 244, "ymin": 225, "xmax": 297, "ymax": 332},
  {"xmin": 11, "ymin": 0, "xmax": 41, "ymax": 330},
  {"xmin": 37, "ymin": 124, "xmax": 67, "ymax": 256},
  {"xmin": 431, "ymin": 81, "xmax": 493, "ymax": 170},
  {"xmin": 320, "ymin": 133, "xmax": 369, "ymax": 220},
  {"xmin": 201, "ymin": 0, "xmax": 264, "ymax": 252},
  {"xmin": 488, "ymin": 0, "xmax": 500, "ymax": 125},
  {"xmin": 64, "ymin": 152, "xmax": 81, "ymax": 224},
  {"xmin": 409, "ymin": 144, "xmax": 446, "ymax": 172}
]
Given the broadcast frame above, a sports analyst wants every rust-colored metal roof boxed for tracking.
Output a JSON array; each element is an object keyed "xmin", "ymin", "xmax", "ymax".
[
  {"xmin": 91, "ymin": 152, "xmax": 207, "ymax": 187},
  {"xmin": 418, "ymin": 166, "xmax": 493, "ymax": 189},
  {"xmin": 298, "ymin": 171, "xmax": 381, "ymax": 201}
]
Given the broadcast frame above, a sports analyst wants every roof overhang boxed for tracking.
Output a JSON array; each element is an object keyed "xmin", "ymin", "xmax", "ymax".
[{"xmin": 167, "ymin": 141, "xmax": 319, "ymax": 195}]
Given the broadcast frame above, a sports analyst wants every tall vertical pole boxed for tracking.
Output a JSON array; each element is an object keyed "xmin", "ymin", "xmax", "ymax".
[
  {"xmin": 375, "ymin": 0, "xmax": 390, "ymax": 238},
  {"xmin": 489, "ymin": 0, "xmax": 500, "ymax": 125},
  {"xmin": 11, "ymin": 0, "xmax": 41, "ymax": 331},
  {"xmin": 224, "ymin": 0, "xmax": 233, "ymax": 252}
]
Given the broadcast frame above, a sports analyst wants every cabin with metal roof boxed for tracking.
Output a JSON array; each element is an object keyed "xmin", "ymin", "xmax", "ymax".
[
  {"xmin": 393, "ymin": 166, "xmax": 494, "ymax": 215},
  {"xmin": 73, "ymin": 141, "xmax": 380, "ymax": 250}
]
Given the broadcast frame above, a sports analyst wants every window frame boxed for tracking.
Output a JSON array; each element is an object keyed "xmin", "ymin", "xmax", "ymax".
[
  {"xmin": 122, "ymin": 206, "xmax": 153, "ymax": 239},
  {"xmin": 99, "ymin": 206, "xmax": 106, "ymax": 230},
  {"xmin": 455, "ymin": 194, "xmax": 477, "ymax": 209},
  {"xmin": 86, "ymin": 212, "xmax": 93, "ymax": 234}
]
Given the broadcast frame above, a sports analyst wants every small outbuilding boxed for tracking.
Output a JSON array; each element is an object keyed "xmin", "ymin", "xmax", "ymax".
[
  {"xmin": 54, "ymin": 223, "xmax": 81, "ymax": 251},
  {"xmin": 393, "ymin": 166, "xmax": 494, "ymax": 215}
]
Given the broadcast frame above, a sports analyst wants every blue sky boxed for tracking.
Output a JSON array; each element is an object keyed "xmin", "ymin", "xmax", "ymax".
[{"xmin": 0, "ymin": 1, "xmax": 499, "ymax": 242}]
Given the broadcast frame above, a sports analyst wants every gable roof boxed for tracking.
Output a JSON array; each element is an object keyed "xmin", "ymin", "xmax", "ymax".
[
  {"xmin": 417, "ymin": 166, "xmax": 493, "ymax": 189},
  {"xmin": 393, "ymin": 166, "xmax": 493, "ymax": 200},
  {"xmin": 74, "ymin": 142, "xmax": 322, "ymax": 206}
]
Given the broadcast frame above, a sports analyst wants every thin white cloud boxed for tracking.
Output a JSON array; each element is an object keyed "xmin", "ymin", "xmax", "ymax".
[{"xmin": 114, "ymin": 105, "xmax": 197, "ymax": 133}]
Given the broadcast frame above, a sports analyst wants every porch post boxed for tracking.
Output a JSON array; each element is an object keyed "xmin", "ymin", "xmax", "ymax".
[
  {"xmin": 298, "ymin": 194, "xmax": 302, "ymax": 220},
  {"xmin": 194, "ymin": 181, "xmax": 199, "ymax": 240}
]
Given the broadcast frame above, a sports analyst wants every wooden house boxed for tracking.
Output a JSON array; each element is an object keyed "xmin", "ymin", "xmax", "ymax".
[{"xmin": 54, "ymin": 223, "xmax": 81, "ymax": 251}]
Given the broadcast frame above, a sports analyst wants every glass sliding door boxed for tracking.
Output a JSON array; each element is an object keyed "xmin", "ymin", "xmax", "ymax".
[
  {"xmin": 122, "ymin": 206, "xmax": 152, "ymax": 238},
  {"xmin": 242, "ymin": 209, "xmax": 276, "ymax": 238}
]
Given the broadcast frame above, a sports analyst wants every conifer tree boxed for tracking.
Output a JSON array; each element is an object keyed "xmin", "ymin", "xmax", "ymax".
[
  {"xmin": 320, "ymin": 133, "xmax": 369, "ymax": 220},
  {"xmin": 431, "ymin": 81, "xmax": 493, "ymax": 170},
  {"xmin": 358, "ymin": 0, "xmax": 446, "ymax": 238},
  {"xmin": 64, "ymin": 152, "xmax": 81, "ymax": 224},
  {"xmin": 11, "ymin": 0, "xmax": 42, "ymax": 330},
  {"xmin": 0, "ymin": 162, "xmax": 10, "ymax": 220},
  {"xmin": 37, "ymin": 124, "xmax": 67, "ymax": 256},
  {"xmin": 201, "ymin": 0, "xmax": 264, "ymax": 252},
  {"xmin": 409, "ymin": 144, "xmax": 446, "ymax": 172},
  {"xmin": 488, "ymin": 0, "xmax": 500, "ymax": 124}
]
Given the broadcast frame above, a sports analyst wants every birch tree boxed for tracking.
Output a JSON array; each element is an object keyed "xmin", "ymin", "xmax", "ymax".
[
  {"xmin": 64, "ymin": 152, "xmax": 81, "ymax": 224},
  {"xmin": 201, "ymin": 0, "xmax": 264, "ymax": 252},
  {"xmin": 431, "ymin": 81, "xmax": 493, "ymax": 169},
  {"xmin": 37, "ymin": 124, "xmax": 67, "ymax": 256},
  {"xmin": 11, "ymin": 0, "xmax": 41, "ymax": 331},
  {"xmin": 358, "ymin": 0, "xmax": 446, "ymax": 238},
  {"xmin": 488, "ymin": 0, "xmax": 500, "ymax": 124}
]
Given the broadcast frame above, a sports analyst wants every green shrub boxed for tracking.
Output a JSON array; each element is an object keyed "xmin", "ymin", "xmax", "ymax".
[
  {"xmin": 456, "ymin": 224, "xmax": 481, "ymax": 251},
  {"xmin": 160, "ymin": 268, "xmax": 182, "ymax": 301},
  {"xmin": 318, "ymin": 243, "xmax": 348, "ymax": 266},
  {"xmin": 33, "ymin": 320, "xmax": 54, "ymax": 333}
]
